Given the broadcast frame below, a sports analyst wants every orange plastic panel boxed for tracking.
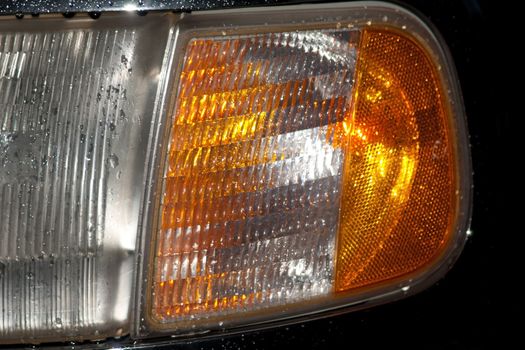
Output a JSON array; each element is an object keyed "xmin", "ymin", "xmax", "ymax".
[{"xmin": 335, "ymin": 29, "xmax": 457, "ymax": 291}]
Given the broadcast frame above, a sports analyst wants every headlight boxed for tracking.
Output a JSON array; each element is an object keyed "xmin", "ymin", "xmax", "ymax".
[{"xmin": 0, "ymin": 1, "xmax": 471, "ymax": 345}]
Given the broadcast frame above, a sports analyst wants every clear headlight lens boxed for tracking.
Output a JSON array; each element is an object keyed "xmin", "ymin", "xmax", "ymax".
[
  {"xmin": 0, "ymin": 2, "xmax": 471, "ymax": 345},
  {"xmin": 0, "ymin": 14, "xmax": 175, "ymax": 343}
]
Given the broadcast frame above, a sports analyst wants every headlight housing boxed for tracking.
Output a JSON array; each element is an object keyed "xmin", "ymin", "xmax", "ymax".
[{"xmin": 0, "ymin": 1, "xmax": 471, "ymax": 345}]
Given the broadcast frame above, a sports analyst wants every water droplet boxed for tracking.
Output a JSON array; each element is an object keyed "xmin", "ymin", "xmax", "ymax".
[
  {"xmin": 26, "ymin": 272, "xmax": 34, "ymax": 279},
  {"xmin": 55, "ymin": 318, "xmax": 63, "ymax": 328},
  {"xmin": 108, "ymin": 154, "xmax": 119, "ymax": 168},
  {"xmin": 401, "ymin": 286, "xmax": 410, "ymax": 292},
  {"xmin": 382, "ymin": 15, "xmax": 388, "ymax": 22},
  {"xmin": 115, "ymin": 328, "xmax": 123, "ymax": 337},
  {"xmin": 89, "ymin": 12, "xmax": 101, "ymax": 19}
]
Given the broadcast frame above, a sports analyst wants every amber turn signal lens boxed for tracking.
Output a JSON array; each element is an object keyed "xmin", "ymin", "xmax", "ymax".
[{"xmin": 335, "ymin": 29, "xmax": 456, "ymax": 291}]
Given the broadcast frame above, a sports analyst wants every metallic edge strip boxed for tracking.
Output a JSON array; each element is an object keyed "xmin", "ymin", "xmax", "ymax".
[{"xmin": 0, "ymin": 0, "xmax": 284, "ymax": 16}]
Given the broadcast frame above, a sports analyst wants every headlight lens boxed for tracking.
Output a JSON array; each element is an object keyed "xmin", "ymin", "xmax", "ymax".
[
  {"xmin": 0, "ymin": 2, "xmax": 471, "ymax": 345},
  {"xmin": 0, "ymin": 13, "xmax": 176, "ymax": 343}
]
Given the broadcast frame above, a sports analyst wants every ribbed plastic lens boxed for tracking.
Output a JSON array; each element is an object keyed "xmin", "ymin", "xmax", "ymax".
[
  {"xmin": 0, "ymin": 28, "xmax": 135, "ymax": 342},
  {"xmin": 0, "ymin": 15, "xmax": 174, "ymax": 343},
  {"xmin": 153, "ymin": 30, "xmax": 359, "ymax": 323}
]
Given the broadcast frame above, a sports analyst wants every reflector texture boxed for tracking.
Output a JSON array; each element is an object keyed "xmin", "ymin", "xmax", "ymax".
[
  {"xmin": 154, "ymin": 30, "xmax": 359, "ymax": 322},
  {"xmin": 335, "ymin": 30, "xmax": 456, "ymax": 290},
  {"xmin": 0, "ymin": 19, "xmax": 173, "ymax": 340}
]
